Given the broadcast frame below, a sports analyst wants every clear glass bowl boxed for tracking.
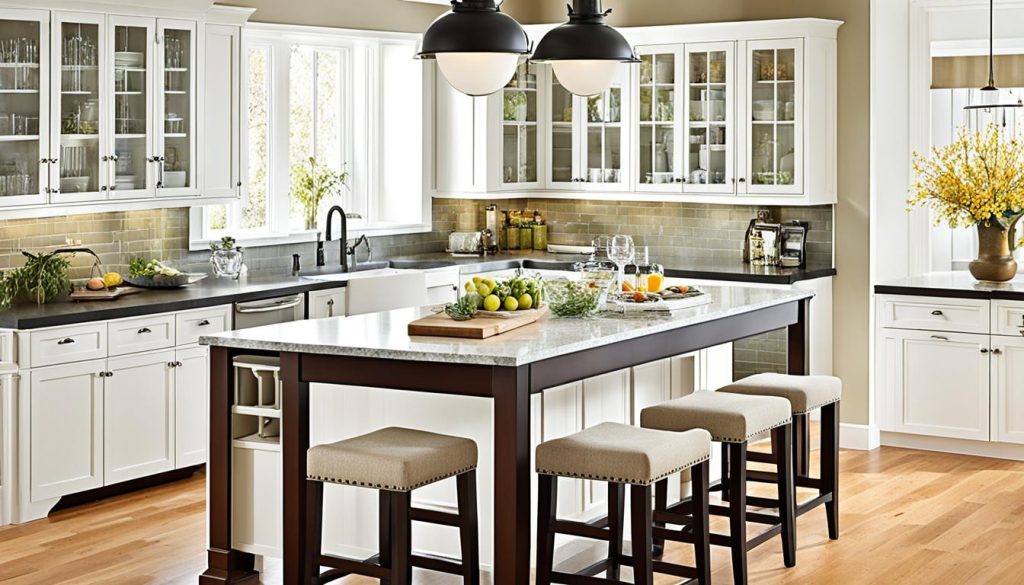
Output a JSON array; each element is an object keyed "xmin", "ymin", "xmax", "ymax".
[{"xmin": 544, "ymin": 280, "xmax": 604, "ymax": 317}]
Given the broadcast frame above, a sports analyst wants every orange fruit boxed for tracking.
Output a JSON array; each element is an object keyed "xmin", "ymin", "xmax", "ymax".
[
  {"xmin": 622, "ymin": 281, "xmax": 634, "ymax": 292},
  {"xmin": 647, "ymin": 273, "xmax": 664, "ymax": 293}
]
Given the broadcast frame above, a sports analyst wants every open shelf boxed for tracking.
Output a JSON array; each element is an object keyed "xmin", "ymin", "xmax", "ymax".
[
  {"xmin": 0, "ymin": 89, "xmax": 38, "ymax": 94},
  {"xmin": 0, "ymin": 135, "xmax": 39, "ymax": 142}
]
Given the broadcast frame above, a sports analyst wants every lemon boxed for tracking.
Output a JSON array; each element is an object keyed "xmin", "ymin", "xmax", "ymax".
[
  {"xmin": 472, "ymin": 277, "xmax": 482, "ymax": 284},
  {"xmin": 517, "ymin": 293, "xmax": 533, "ymax": 310},
  {"xmin": 464, "ymin": 281, "xmax": 475, "ymax": 293},
  {"xmin": 102, "ymin": 272, "xmax": 123, "ymax": 287},
  {"xmin": 476, "ymin": 283, "xmax": 491, "ymax": 297},
  {"xmin": 503, "ymin": 296, "xmax": 519, "ymax": 311},
  {"xmin": 483, "ymin": 295, "xmax": 501, "ymax": 312}
]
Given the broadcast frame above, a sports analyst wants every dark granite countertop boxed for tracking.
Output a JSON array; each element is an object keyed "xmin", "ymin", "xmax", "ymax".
[
  {"xmin": 0, "ymin": 251, "xmax": 835, "ymax": 330},
  {"xmin": 875, "ymin": 271, "xmax": 1024, "ymax": 301}
]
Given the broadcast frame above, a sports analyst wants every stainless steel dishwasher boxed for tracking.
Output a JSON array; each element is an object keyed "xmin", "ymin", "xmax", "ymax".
[{"xmin": 233, "ymin": 293, "xmax": 306, "ymax": 330}]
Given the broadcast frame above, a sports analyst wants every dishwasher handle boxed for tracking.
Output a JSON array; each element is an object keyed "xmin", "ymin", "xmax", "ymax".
[{"xmin": 235, "ymin": 295, "xmax": 303, "ymax": 314}]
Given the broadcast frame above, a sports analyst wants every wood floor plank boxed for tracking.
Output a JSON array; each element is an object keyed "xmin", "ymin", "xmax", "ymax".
[{"xmin": 1, "ymin": 445, "xmax": 1023, "ymax": 584}]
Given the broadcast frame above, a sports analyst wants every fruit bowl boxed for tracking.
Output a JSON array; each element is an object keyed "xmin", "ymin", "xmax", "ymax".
[{"xmin": 124, "ymin": 273, "xmax": 207, "ymax": 289}]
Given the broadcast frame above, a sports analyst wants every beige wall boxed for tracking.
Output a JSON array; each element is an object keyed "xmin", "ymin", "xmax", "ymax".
[
  {"xmin": 218, "ymin": 0, "xmax": 538, "ymax": 33},
  {"xmin": 533, "ymin": 0, "xmax": 872, "ymax": 425}
]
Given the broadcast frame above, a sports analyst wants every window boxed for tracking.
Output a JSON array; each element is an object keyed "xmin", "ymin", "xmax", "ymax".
[{"xmin": 193, "ymin": 25, "xmax": 426, "ymax": 248}]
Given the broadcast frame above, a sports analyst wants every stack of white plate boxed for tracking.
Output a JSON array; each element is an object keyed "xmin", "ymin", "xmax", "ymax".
[
  {"xmin": 114, "ymin": 52, "xmax": 144, "ymax": 68},
  {"xmin": 115, "ymin": 176, "xmax": 138, "ymax": 191}
]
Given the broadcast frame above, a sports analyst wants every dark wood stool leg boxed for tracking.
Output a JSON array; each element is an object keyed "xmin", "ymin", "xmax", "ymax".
[
  {"xmin": 307, "ymin": 480, "xmax": 324, "ymax": 585},
  {"xmin": 535, "ymin": 475, "xmax": 557, "ymax": 585},
  {"xmin": 607, "ymin": 482, "xmax": 625, "ymax": 579},
  {"xmin": 379, "ymin": 490, "xmax": 392, "ymax": 585},
  {"xmin": 390, "ymin": 490, "xmax": 412, "ymax": 585},
  {"xmin": 728, "ymin": 442, "xmax": 748, "ymax": 585},
  {"xmin": 793, "ymin": 414, "xmax": 810, "ymax": 479},
  {"xmin": 720, "ymin": 442, "xmax": 731, "ymax": 502},
  {"xmin": 630, "ymin": 484, "xmax": 654, "ymax": 585},
  {"xmin": 822, "ymin": 402, "xmax": 841, "ymax": 540},
  {"xmin": 652, "ymin": 479, "xmax": 668, "ymax": 558},
  {"xmin": 691, "ymin": 461, "xmax": 712, "ymax": 585},
  {"xmin": 773, "ymin": 424, "xmax": 797, "ymax": 568},
  {"xmin": 456, "ymin": 471, "xmax": 481, "ymax": 585}
]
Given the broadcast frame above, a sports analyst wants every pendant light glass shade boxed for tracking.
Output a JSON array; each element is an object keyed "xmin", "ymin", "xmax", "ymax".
[
  {"xmin": 963, "ymin": 0, "xmax": 1023, "ymax": 134},
  {"xmin": 532, "ymin": 0, "xmax": 639, "ymax": 96},
  {"xmin": 418, "ymin": 0, "xmax": 531, "ymax": 97}
]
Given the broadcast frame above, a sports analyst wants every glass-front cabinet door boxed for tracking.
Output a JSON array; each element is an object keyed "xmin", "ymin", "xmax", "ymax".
[
  {"xmin": 581, "ymin": 66, "xmax": 628, "ymax": 191},
  {"xmin": 155, "ymin": 20, "xmax": 196, "ymax": 196},
  {"xmin": 497, "ymin": 60, "xmax": 539, "ymax": 190},
  {"xmin": 684, "ymin": 42, "xmax": 735, "ymax": 195},
  {"xmin": 547, "ymin": 72, "xmax": 578, "ymax": 189},
  {"xmin": 108, "ymin": 16, "xmax": 153, "ymax": 199},
  {"xmin": 636, "ymin": 46, "xmax": 683, "ymax": 193},
  {"xmin": 0, "ymin": 9, "xmax": 48, "ymax": 207},
  {"xmin": 744, "ymin": 39, "xmax": 802, "ymax": 195},
  {"xmin": 50, "ymin": 12, "xmax": 106, "ymax": 204}
]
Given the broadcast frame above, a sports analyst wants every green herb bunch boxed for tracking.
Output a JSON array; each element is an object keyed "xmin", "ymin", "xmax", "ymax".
[
  {"xmin": 544, "ymin": 280, "xmax": 601, "ymax": 317},
  {"xmin": 0, "ymin": 251, "xmax": 72, "ymax": 310}
]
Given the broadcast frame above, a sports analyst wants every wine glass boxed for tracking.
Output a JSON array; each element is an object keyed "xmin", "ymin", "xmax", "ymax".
[{"xmin": 607, "ymin": 235, "xmax": 635, "ymax": 294}]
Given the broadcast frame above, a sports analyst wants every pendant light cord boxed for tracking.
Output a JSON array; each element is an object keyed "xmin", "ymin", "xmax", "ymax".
[{"xmin": 988, "ymin": 0, "xmax": 996, "ymax": 88}]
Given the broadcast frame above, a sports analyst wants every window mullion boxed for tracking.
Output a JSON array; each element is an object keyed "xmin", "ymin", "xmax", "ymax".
[{"xmin": 271, "ymin": 40, "xmax": 292, "ymax": 235}]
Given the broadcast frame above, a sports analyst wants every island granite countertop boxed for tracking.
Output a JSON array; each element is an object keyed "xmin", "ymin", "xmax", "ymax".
[
  {"xmin": 201, "ymin": 285, "xmax": 814, "ymax": 367},
  {"xmin": 0, "ymin": 251, "xmax": 834, "ymax": 330},
  {"xmin": 875, "ymin": 271, "xmax": 1024, "ymax": 301}
]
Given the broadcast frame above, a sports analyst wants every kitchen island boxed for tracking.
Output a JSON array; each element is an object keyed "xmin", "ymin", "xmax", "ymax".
[{"xmin": 199, "ymin": 284, "xmax": 815, "ymax": 585}]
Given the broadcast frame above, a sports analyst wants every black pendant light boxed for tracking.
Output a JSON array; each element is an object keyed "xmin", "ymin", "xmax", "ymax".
[
  {"xmin": 964, "ymin": 0, "xmax": 1022, "ymax": 131},
  {"xmin": 531, "ymin": 0, "xmax": 639, "ymax": 96},
  {"xmin": 418, "ymin": 0, "xmax": 531, "ymax": 97}
]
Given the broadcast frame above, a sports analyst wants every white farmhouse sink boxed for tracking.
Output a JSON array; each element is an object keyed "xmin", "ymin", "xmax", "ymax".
[
  {"xmin": 303, "ymin": 268, "xmax": 429, "ymax": 316},
  {"xmin": 301, "ymin": 268, "xmax": 400, "ymax": 283}
]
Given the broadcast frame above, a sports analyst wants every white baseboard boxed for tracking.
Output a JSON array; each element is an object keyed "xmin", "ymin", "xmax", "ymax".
[
  {"xmin": 839, "ymin": 423, "xmax": 881, "ymax": 451},
  {"xmin": 881, "ymin": 432, "xmax": 1024, "ymax": 461}
]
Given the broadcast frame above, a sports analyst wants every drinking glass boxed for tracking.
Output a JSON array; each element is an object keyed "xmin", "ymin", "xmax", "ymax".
[{"xmin": 607, "ymin": 235, "xmax": 635, "ymax": 293}]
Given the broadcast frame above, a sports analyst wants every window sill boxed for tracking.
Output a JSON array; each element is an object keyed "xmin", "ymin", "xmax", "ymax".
[{"xmin": 189, "ymin": 223, "xmax": 433, "ymax": 251}]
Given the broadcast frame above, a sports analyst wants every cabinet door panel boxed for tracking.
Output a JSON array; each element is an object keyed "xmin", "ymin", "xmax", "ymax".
[
  {"xmin": 541, "ymin": 382, "xmax": 584, "ymax": 519},
  {"xmin": 885, "ymin": 330, "xmax": 990, "ymax": 441},
  {"xmin": 29, "ymin": 361, "xmax": 103, "ymax": 500},
  {"xmin": 201, "ymin": 24, "xmax": 240, "ymax": 199},
  {"xmin": 155, "ymin": 19, "xmax": 197, "ymax": 196},
  {"xmin": 582, "ymin": 369, "xmax": 630, "ymax": 514},
  {"xmin": 107, "ymin": 16, "xmax": 155, "ymax": 199},
  {"xmin": 636, "ymin": 46, "xmax": 683, "ymax": 193},
  {"xmin": 175, "ymin": 345, "xmax": 208, "ymax": 467},
  {"xmin": 993, "ymin": 337, "xmax": 1024, "ymax": 444},
  {"xmin": 105, "ymin": 350, "xmax": 175, "ymax": 484},
  {"xmin": 495, "ymin": 60, "xmax": 539, "ymax": 190},
  {"xmin": 308, "ymin": 288, "xmax": 345, "ymax": 320},
  {"xmin": 683, "ymin": 42, "xmax": 736, "ymax": 194},
  {"xmin": 743, "ymin": 39, "xmax": 803, "ymax": 196}
]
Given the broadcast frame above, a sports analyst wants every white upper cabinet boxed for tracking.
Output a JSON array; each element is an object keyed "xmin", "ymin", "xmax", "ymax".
[
  {"xmin": 431, "ymin": 18, "xmax": 840, "ymax": 206},
  {"xmin": 0, "ymin": 4, "xmax": 250, "ymax": 215}
]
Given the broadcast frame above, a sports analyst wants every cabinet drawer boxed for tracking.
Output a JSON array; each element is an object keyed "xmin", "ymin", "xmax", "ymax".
[
  {"xmin": 993, "ymin": 301, "xmax": 1024, "ymax": 338},
  {"xmin": 28, "ymin": 323, "xmax": 107, "ymax": 368},
  {"xmin": 878, "ymin": 295, "xmax": 989, "ymax": 334},
  {"xmin": 176, "ymin": 305, "xmax": 232, "ymax": 346},
  {"xmin": 108, "ymin": 314, "xmax": 175, "ymax": 357}
]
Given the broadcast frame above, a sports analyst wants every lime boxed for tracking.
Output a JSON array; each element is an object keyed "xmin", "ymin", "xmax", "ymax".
[
  {"xmin": 483, "ymin": 294, "xmax": 501, "ymax": 312},
  {"xmin": 476, "ymin": 283, "xmax": 491, "ymax": 297},
  {"xmin": 503, "ymin": 296, "xmax": 519, "ymax": 311},
  {"xmin": 517, "ymin": 293, "xmax": 533, "ymax": 310}
]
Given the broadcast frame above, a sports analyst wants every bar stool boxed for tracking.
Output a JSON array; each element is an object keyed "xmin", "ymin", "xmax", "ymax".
[
  {"xmin": 641, "ymin": 391, "xmax": 796, "ymax": 585},
  {"xmin": 535, "ymin": 422, "xmax": 713, "ymax": 585},
  {"xmin": 305, "ymin": 427, "xmax": 480, "ymax": 585},
  {"xmin": 718, "ymin": 373, "xmax": 841, "ymax": 539}
]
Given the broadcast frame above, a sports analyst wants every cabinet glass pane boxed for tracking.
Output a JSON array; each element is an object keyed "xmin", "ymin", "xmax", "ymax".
[
  {"xmin": 59, "ymin": 21, "xmax": 101, "ymax": 194},
  {"xmin": 502, "ymin": 61, "xmax": 537, "ymax": 185},
  {"xmin": 0, "ymin": 19, "xmax": 42, "ymax": 198},
  {"xmin": 113, "ymin": 25, "xmax": 149, "ymax": 192},
  {"xmin": 550, "ymin": 77, "xmax": 573, "ymax": 183},
  {"xmin": 688, "ymin": 49, "xmax": 728, "ymax": 186},
  {"xmin": 639, "ymin": 53, "xmax": 677, "ymax": 186},
  {"xmin": 584, "ymin": 84, "xmax": 622, "ymax": 184},
  {"xmin": 750, "ymin": 48, "xmax": 795, "ymax": 186},
  {"xmin": 162, "ymin": 28, "xmax": 191, "ymax": 189}
]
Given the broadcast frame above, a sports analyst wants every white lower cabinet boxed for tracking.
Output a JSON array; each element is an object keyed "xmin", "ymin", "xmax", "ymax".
[
  {"xmin": 877, "ymin": 329, "xmax": 990, "ymax": 441},
  {"xmin": 582, "ymin": 370, "xmax": 631, "ymax": 515},
  {"xmin": 992, "ymin": 336, "xmax": 1024, "ymax": 444},
  {"xmin": 104, "ymin": 350, "xmax": 176, "ymax": 485},
  {"xmin": 175, "ymin": 346, "xmax": 210, "ymax": 467},
  {"xmin": 308, "ymin": 288, "xmax": 346, "ymax": 320},
  {"xmin": 27, "ymin": 361, "xmax": 104, "ymax": 501},
  {"xmin": 426, "ymin": 283, "xmax": 459, "ymax": 306}
]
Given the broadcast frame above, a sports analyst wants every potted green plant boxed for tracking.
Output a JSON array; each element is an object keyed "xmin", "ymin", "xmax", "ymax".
[
  {"xmin": 0, "ymin": 251, "xmax": 72, "ymax": 311},
  {"xmin": 291, "ymin": 157, "xmax": 349, "ymax": 231},
  {"xmin": 209, "ymin": 235, "xmax": 244, "ymax": 280}
]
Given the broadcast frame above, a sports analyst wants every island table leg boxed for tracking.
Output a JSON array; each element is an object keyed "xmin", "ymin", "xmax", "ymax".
[
  {"xmin": 787, "ymin": 297, "xmax": 812, "ymax": 477},
  {"xmin": 281, "ymin": 352, "xmax": 312, "ymax": 585},
  {"xmin": 492, "ymin": 366, "xmax": 531, "ymax": 585},
  {"xmin": 200, "ymin": 346, "xmax": 258, "ymax": 585}
]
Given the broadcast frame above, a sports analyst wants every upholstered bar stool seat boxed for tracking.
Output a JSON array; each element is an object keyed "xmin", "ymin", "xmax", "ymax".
[
  {"xmin": 306, "ymin": 427, "xmax": 481, "ymax": 585},
  {"xmin": 718, "ymin": 373, "xmax": 841, "ymax": 414},
  {"xmin": 719, "ymin": 373, "xmax": 842, "ymax": 541},
  {"xmin": 308, "ymin": 426, "xmax": 477, "ymax": 491},
  {"xmin": 641, "ymin": 392, "xmax": 797, "ymax": 585},
  {"xmin": 640, "ymin": 391, "xmax": 792, "ymax": 443},
  {"xmin": 535, "ymin": 422, "xmax": 714, "ymax": 585}
]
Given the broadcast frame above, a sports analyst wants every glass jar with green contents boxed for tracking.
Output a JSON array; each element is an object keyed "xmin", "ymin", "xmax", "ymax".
[
  {"xmin": 520, "ymin": 224, "xmax": 534, "ymax": 249},
  {"xmin": 532, "ymin": 224, "xmax": 548, "ymax": 250},
  {"xmin": 507, "ymin": 226, "xmax": 521, "ymax": 250}
]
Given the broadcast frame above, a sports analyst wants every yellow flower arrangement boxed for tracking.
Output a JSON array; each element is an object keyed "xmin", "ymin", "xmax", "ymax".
[{"xmin": 910, "ymin": 124, "xmax": 1024, "ymax": 230}]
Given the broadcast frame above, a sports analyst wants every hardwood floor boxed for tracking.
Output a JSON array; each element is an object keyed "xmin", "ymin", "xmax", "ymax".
[{"xmin": 2, "ymin": 445, "xmax": 1024, "ymax": 584}]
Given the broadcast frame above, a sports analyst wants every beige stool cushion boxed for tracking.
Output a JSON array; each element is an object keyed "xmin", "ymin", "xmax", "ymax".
[
  {"xmin": 641, "ymin": 391, "xmax": 792, "ymax": 443},
  {"xmin": 307, "ymin": 427, "xmax": 477, "ymax": 492},
  {"xmin": 535, "ymin": 422, "xmax": 711, "ymax": 486},
  {"xmin": 718, "ymin": 373, "xmax": 842, "ymax": 414}
]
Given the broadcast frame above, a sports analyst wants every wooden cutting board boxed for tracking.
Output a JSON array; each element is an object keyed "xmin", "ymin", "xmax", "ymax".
[
  {"xmin": 70, "ymin": 286, "xmax": 145, "ymax": 302},
  {"xmin": 408, "ymin": 306, "xmax": 548, "ymax": 339}
]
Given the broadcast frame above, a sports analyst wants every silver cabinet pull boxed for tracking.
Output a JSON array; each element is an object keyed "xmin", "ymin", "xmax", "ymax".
[
  {"xmin": 57, "ymin": 338, "xmax": 75, "ymax": 345},
  {"xmin": 137, "ymin": 327, "xmax": 152, "ymax": 334}
]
